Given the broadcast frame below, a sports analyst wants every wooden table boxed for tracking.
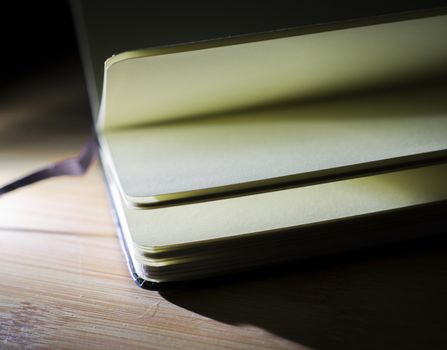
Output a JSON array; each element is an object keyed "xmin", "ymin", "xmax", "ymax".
[{"xmin": 1, "ymin": 64, "xmax": 447, "ymax": 350}]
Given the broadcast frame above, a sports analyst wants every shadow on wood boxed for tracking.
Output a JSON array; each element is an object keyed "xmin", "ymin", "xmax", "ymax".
[{"xmin": 160, "ymin": 234, "xmax": 447, "ymax": 350}]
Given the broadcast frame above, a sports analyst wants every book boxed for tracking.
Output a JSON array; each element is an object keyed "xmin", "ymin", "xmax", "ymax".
[{"xmin": 74, "ymin": 4, "xmax": 447, "ymax": 288}]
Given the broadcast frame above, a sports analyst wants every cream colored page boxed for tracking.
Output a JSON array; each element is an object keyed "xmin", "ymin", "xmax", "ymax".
[
  {"xmin": 101, "ymin": 84, "xmax": 447, "ymax": 200},
  {"xmin": 108, "ymin": 162, "xmax": 447, "ymax": 250},
  {"xmin": 99, "ymin": 14, "xmax": 447, "ymax": 130}
]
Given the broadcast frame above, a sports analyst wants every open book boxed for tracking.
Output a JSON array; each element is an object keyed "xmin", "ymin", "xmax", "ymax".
[{"xmin": 91, "ymin": 9, "xmax": 447, "ymax": 287}]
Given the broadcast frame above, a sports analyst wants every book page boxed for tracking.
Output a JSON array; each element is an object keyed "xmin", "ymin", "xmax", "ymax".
[
  {"xmin": 104, "ymin": 160, "xmax": 447, "ymax": 249},
  {"xmin": 100, "ymin": 83, "xmax": 447, "ymax": 205},
  {"xmin": 99, "ymin": 14, "xmax": 447, "ymax": 130}
]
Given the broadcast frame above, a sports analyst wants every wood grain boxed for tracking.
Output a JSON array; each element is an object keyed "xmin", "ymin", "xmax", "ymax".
[{"xmin": 1, "ymin": 64, "xmax": 447, "ymax": 350}]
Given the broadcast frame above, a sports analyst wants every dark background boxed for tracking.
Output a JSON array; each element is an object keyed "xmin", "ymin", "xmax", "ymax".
[{"xmin": 1, "ymin": 2, "xmax": 79, "ymax": 90}]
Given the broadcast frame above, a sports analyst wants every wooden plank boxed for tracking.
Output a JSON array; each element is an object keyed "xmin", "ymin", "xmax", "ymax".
[{"xmin": 0, "ymin": 168, "xmax": 305, "ymax": 350}]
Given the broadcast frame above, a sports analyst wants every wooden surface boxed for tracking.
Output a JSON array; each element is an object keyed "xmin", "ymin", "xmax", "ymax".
[{"xmin": 1, "ymin": 65, "xmax": 447, "ymax": 350}]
